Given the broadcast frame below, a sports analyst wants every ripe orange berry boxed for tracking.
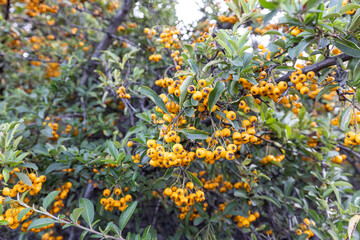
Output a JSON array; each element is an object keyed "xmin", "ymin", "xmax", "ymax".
[
  {"xmin": 186, "ymin": 182, "xmax": 194, "ymax": 190},
  {"xmin": 196, "ymin": 148, "xmax": 206, "ymax": 158},
  {"xmin": 198, "ymin": 79, "xmax": 207, "ymax": 87},
  {"xmin": 346, "ymin": 131, "xmax": 356, "ymax": 140},
  {"xmin": 187, "ymin": 85, "xmax": 196, "ymax": 94},
  {"xmin": 193, "ymin": 91, "xmax": 202, "ymax": 101},
  {"xmin": 226, "ymin": 111, "xmax": 236, "ymax": 121},
  {"xmin": 127, "ymin": 141, "xmax": 133, "ymax": 147},
  {"xmin": 39, "ymin": 175, "xmax": 47, "ymax": 183},
  {"xmin": 163, "ymin": 188, "xmax": 172, "ymax": 196},
  {"xmin": 2, "ymin": 187, "xmax": 11, "ymax": 196},
  {"xmin": 300, "ymin": 86, "xmax": 309, "ymax": 95},
  {"xmin": 307, "ymin": 71, "xmax": 315, "ymax": 79},
  {"xmin": 103, "ymin": 189, "xmax": 111, "ymax": 197},
  {"xmin": 147, "ymin": 139, "xmax": 157, "ymax": 148},
  {"xmin": 114, "ymin": 188, "xmax": 122, "ymax": 195},
  {"xmin": 172, "ymin": 144, "xmax": 183, "ymax": 154}
]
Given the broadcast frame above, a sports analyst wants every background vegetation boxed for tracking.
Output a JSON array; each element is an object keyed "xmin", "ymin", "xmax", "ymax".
[{"xmin": 1, "ymin": 0, "xmax": 360, "ymax": 239}]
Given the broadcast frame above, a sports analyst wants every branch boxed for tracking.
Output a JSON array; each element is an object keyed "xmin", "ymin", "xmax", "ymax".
[
  {"xmin": 80, "ymin": 0, "xmax": 134, "ymax": 85},
  {"xmin": 274, "ymin": 54, "xmax": 352, "ymax": 83},
  {"xmin": 5, "ymin": 0, "xmax": 10, "ymax": 20},
  {"xmin": 17, "ymin": 195, "xmax": 124, "ymax": 240}
]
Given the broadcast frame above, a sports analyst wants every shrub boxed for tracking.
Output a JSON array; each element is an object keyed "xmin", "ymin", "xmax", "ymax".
[{"xmin": 1, "ymin": 0, "xmax": 360, "ymax": 239}]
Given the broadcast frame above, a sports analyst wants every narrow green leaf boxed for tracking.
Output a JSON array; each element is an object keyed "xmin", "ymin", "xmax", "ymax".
[
  {"xmin": 253, "ymin": 195, "xmax": 281, "ymax": 208},
  {"xmin": 70, "ymin": 208, "xmax": 84, "ymax": 223},
  {"xmin": 323, "ymin": 13, "xmax": 341, "ymax": 19},
  {"xmin": 27, "ymin": 218, "xmax": 57, "ymax": 230},
  {"xmin": 339, "ymin": 106, "xmax": 351, "ymax": 130},
  {"xmin": 334, "ymin": 39, "xmax": 360, "ymax": 58},
  {"xmin": 202, "ymin": 59, "xmax": 223, "ymax": 73},
  {"xmin": 108, "ymin": 141, "xmax": 119, "ymax": 160},
  {"xmin": 17, "ymin": 208, "xmax": 31, "ymax": 221},
  {"xmin": 138, "ymin": 87, "xmax": 169, "ymax": 114},
  {"xmin": 79, "ymin": 198, "xmax": 95, "ymax": 227},
  {"xmin": 348, "ymin": 215, "xmax": 360, "ymax": 239},
  {"xmin": 179, "ymin": 76, "xmax": 194, "ymax": 107},
  {"xmin": 208, "ymin": 81, "xmax": 225, "ymax": 112},
  {"xmin": 349, "ymin": 9, "xmax": 360, "ymax": 31},
  {"xmin": 284, "ymin": 177, "xmax": 295, "ymax": 196},
  {"xmin": 259, "ymin": 0, "xmax": 277, "ymax": 10},
  {"xmin": 263, "ymin": 30, "xmax": 282, "ymax": 36},
  {"xmin": 186, "ymin": 171, "xmax": 203, "ymax": 187},
  {"xmin": 339, "ymin": 3, "xmax": 360, "ymax": 14},
  {"xmin": 15, "ymin": 172, "xmax": 32, "ymax": 187},
  {"xmin": 223, "ymin": 201, "xmax": 238, "ymax": 215},
  {"xmin": 330, "ymin": 183, "xmax": 341, "ymax": 204},
  {"xmin": 356, "ymin": 88, "xmax": 360, "ymax": 103},
  {"xmin": 119, "ymin": 201, "xmax": 138, "ymax": 232},
  {"xmin": 0, "ymin": 220, "xmax": 9, "ymax": 225},
  {"xmin": 2, "ymin": 169, "xmax": 9, "ymax": 183},
  {"xmin": 43, "ymin": 191, "xmax": 61, "ymax": 210},
  {"xmin": 315, "ymin": 85, "xmax": 337, "ymax": 101},
  {"xmin": 178, "ymin": 129, "xmax": 209, "ymax": 140}
]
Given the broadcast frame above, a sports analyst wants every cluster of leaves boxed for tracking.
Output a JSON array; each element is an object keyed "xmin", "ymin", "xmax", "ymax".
[{"xmin": 0, "ymin": 0, "xmax": 360, "ymax": 240}]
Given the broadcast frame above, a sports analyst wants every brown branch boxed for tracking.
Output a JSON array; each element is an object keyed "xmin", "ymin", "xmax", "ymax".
[
  {"xmin": 80, "ymin": 0, "xmax": 134, "ymax": 85},
  {"xmin": 275, "ymin": 54, "xmax": 352, "ymax": 83},
  {"xmin": 5, "ymin": 0, "xmax": 10, "ymax": 20}
]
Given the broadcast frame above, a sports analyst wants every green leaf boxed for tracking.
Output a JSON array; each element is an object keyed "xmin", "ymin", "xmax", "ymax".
[
  {"xmin": 339, "ymin": 106, "xmax": 351, "ymax": 130},
  {"xmin": 15, "ymin": 172, "xmax": 32, "ymax": 187},
  {"xmin": 274, "ymin": 39, "xmax": 286, "ymax": 49},
  {"xmin": 245, "ymin": 96, "xmax": 260, "ymax": 112},
  {"xmin": 184, "ymin": 107, "xmax": 195, "ymax": 117},
  {"xmin": 329, "ymin": 182, "xmax": 341, "ymax": 204},
  {"xmin": 216, "ymin": 39, "xmax": 232, "ymax": 56},
  {"xmin": 179, "ymin": 76, "xmax": 193, "ymax": 107},
  {"xmin": 284, "ymin": 177, "xmax": 295, "ymax": 196},
  {"xmin": 323, "ymin": 13, "xmax": 341, "ymax": 19},
  {"xmin": 188, "ymin": 59, "xmax": 198, "ymax": 72},
  {"xmin": 70, "ymin": 208, "xmax": 84, "ymax": 223},
  {"xmin": 79, "ymin": 198, "xmax": 95, "ymax": 227},
  {"xmin": 178, "ymin": 129, "xmax": 209, "ymax": 140},
  {"xmin": 17, "ymin": 208, "xmax": 31, "ymax": 221},
  {"xmin": 223, "ymin": 201, "xmax": 238, "ymax": 215},
  {"xmin": 208, "ymin": 81, "xmax": 225, "ymax": 112},
  {"xmin": 288, "ymin": 39, "xmax": 312, "ymax": 59},
  {"xmin": 339, "ymin": 3, "xmax": 360, "ymax": 14},
  {"xmin": 202, "ymin": 59, "xmax": 223, "ymax": 73},
  {"xmin": 43, "ymin": 191, "xmax": 61, "ymax": 210},
  {"xmin": 193, "ymin": 217, "xmax": 204, "ymax": 226},
  {"xmin": 334, "ymin": 39, "xmax": 360, "ymax": 58},
  {"xmin": 356, "ymin": 88, "xmax": 360, "ymax": 103},
  {"xmin": 186, "ymin": 171, "xmax": 203, "ymax": 187},
  {"xmin": 119, "ymin": 201, "xmax": 138, "ymax": 232},
  {"xmin": 263, "ymin": 30, "xmax": 282, "ymax": 36},
  {"xmin": 259, "ymin": 0, "xmax": 277, "ymax": 9},
  {"xmin": 349, "ymin": 9, "xmax": 360, "ymax": 31},
  {"xmin": 348, "ymin": 215, "xmax": 360, "ymax": 239},
  {"xmin": 0, "ymin": 220, "xmax": 9, "ymax": 225},
  {"xmin": 253, "ymin": 195, "xmax": 281, "ymax": 208},
  {"xmin": 315, "ymin": 85, "xmax": 337, "ymax": 101},
  {"xmin": 138, "ymin": 87, "xmax": 169, "ymax": 114},
  {"xmin": 2, "ymin": 169, "xmax": 9, "ymax": 183},
  {"xmin": 108, "ymin": 141, "xmax": 119, "ymax": 160},
  {"xmin": 333, "ymin": 181, "xmax": 352, "ymax": 188},
  {"xmin": 263, "ymin": 9, "xmax": 279, "ymax": 24},
  {"xmin": 27, "ymin": 218, "xmax": 57, "ymax": 230}
]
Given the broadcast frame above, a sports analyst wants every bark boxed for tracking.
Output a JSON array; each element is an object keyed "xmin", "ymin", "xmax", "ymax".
[
  {"xmin": 80, "ymin": 0, "xmax": 134, "ymax": 85},
  {"xmin": 274, "ymin": 53, "xmax": 352, "ymax": 83}
]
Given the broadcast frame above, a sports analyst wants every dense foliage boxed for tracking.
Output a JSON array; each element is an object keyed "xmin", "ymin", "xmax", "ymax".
[{"xmin": 1, "ymin": 0, "xmax": 360, "ymax": 239}]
